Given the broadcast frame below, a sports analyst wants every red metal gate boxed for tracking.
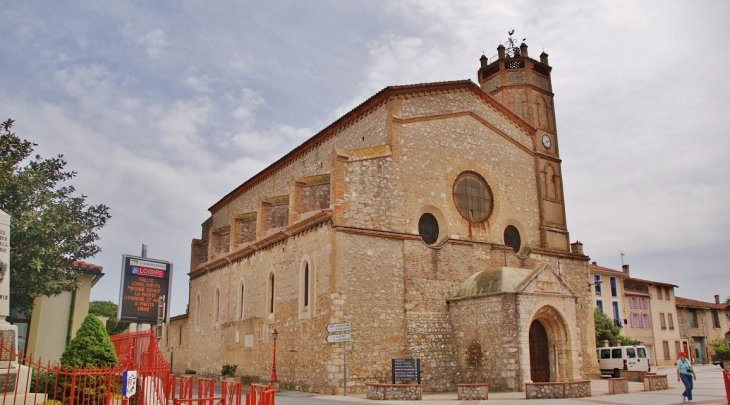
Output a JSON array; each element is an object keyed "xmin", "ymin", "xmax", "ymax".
[{"xmin": 0, "ymin": 329, "xmax": 249, "ymax": 405}]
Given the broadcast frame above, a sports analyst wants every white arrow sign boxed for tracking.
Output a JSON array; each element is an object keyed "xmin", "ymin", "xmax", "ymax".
[
  {"xmin": 327, "ymin": 322, "xmax": 351, "ymax": 333},
  {"xmin": 327, "ymin": 333, "xmax": 351, "ymax": 343}
]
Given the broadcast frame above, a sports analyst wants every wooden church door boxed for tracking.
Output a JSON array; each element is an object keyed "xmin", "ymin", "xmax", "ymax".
[{"xmin": 529, "ymin": 320, "xmax": 550, "ymax": 382}]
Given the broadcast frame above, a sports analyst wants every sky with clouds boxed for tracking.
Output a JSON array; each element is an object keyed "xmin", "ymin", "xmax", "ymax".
[{"xmin": 2, "ymin": 1, "xmax": 728, "ymax": 316}]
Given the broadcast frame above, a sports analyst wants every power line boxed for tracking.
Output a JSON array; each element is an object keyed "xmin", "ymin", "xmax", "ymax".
[{"xmin": 670, "ymin": 274, "xmax": 730, "ymax": 282}]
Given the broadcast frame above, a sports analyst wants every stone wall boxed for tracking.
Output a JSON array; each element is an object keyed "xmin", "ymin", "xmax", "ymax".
[
  {"xmin": 366, "ymin": 384, "xmax": 422, "ymax": 400},
  {"xmin": 525, "ymin": 381, "xmax": 591, "ymax": 399},
  {"xmin": 643, "ymin": 374, "xmax": 669, "ymax": 391},
  {"xmin": 607, "ymin": 378, "xmax": 628, "ymax": 394},
  {"xmin": 449, "ymin": 294, "xmax": 518, "ymax": 391},
  {"xmin": 457, "ymin": 384, "xmax": 489, "ymax": 400}
]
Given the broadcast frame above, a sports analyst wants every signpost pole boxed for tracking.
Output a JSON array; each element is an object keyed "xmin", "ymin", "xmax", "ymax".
[
  {"xmin": 137, "ymin": 244, "xmax": 147, "ymax": 333},
  {"xmin": 343, "ymin": 341, "xmax": 347, "ymax": 396}
]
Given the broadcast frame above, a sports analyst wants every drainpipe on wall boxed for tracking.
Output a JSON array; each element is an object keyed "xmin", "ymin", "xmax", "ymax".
[{"xmin": 66, "ymin": 289, "xmax": 77, "ymax": 345}]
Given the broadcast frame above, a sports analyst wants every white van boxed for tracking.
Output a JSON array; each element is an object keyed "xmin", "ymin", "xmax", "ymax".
[{"xmin": 596, "ymin": 346, "xmax": 651, "ymax": 377}]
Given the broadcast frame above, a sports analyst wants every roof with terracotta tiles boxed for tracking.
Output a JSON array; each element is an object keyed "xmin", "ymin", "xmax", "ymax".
[
  {"xmin": 72, "ymin": 260, "xmax": 103, "ymax": 273},
  {"xmin": 72, "ymin": 260, "xmax": 104, "ymax": 286},
  {"xmin": 623, "ymin": 277, "xmax": 677, "ymax": 288},
  {"xmin": 675, "ymin": 296, "xmax": 727, "ymax": 310},
  {"xmin": 589, "ymin": 262, "xmax": 626, "ymax": 276}
]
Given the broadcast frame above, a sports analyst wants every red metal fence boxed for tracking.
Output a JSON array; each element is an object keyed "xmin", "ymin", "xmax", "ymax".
[
  {"xmin": 110, "ymin": 330, "xmax": 171, "ymax": 405},
  {"xmin": 245, "ymin": 384, "xmax": 274, "ymax": 405},
  {"xmin": 722, "ymin": 369, "xmax": 730, "ymax": 405},
  {"xmin": 0, "ymin": 329, "xmax": 258, "ymax": 405},
  {"xmin": 0, "ymin": 333, "xmax": 123, "ymax": 405}
]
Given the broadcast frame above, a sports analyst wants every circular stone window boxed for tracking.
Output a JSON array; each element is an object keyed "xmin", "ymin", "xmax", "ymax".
[
  {"xmin": 453, "ymin": 171, "xmax": 493, "ymax": 223},
  {"xmin": 418, "ymin": 213, "xmax": 439, "ymax": 245},
  {"xmin": 504, "ymin": 225, "xmax": 521, "ymax": 253}
]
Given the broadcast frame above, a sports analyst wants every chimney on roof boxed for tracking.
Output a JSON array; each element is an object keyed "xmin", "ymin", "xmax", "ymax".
[
  {"xmin": 570, "ymin": 241, "xmax": 583, "ymax": 255},
  {"xmin": 715, "ymin": 295, "xmax": 720, "ymax": 304},
  {"xmin": 622, "ymin": 264, "xmax": 630, "ymax": 277}
]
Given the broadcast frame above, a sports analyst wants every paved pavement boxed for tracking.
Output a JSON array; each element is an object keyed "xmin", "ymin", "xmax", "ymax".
[{"xmin": 275, "ymin": 364, "xmax": 729, "ymax": 405}]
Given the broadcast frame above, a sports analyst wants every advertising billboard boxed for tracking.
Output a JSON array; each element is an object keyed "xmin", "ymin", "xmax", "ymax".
[{"xmin": 118, "ymin": 255, "xmax": 172, "ymax": 323}]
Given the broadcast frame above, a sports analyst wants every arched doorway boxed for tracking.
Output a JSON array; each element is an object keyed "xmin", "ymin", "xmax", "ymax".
[{"xmin": 529, "ymin": 320, "xmax": 550, "ymax": 382}]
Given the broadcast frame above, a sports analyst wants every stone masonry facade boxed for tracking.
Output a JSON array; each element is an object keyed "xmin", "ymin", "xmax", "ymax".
[{"xmin": 159, "ymin": 43, "xmax": 600, "ymax": 395}]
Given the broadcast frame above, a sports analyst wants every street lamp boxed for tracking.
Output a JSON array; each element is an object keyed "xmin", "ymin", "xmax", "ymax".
[{"xmin": 270, "ymin": 329, "xmax": 278, "ymax": 383}]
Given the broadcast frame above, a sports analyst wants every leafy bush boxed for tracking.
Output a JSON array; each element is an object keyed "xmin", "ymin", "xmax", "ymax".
[
  {"xmin": 240, "ymin": 375, "xmax": 261, "ymax": 385},
  {"xmin": 594, "ymin": 308, "xmax": 639, "ymax": 347},
  {"xmin": 60, "ymin": 314, "xmax": 118, "ymax": 367},
  {"xmin": 221, "ymin": 364, "xmax": 237, "ymax": 377},
  {"xmin": 184, "ymin": 369, "xmax": 197, "ymax": 375},
  {"xmin": 88, "ymin": 301, "xmax": 130, "ymax": 335}
]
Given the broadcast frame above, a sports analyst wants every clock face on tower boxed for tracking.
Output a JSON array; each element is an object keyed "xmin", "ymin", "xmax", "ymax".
[{"xmin": 541, "ymin": 134, "xmax": 552, "ymax": 149}]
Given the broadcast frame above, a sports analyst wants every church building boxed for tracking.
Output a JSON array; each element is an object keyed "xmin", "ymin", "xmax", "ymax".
[{"xmin": 161, "ymin": 39, "xmax": 600, "ymax": 394}]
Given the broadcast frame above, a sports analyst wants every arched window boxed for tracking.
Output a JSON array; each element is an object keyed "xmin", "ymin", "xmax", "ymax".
[
  {"xmin": 545, "ymin": 164, "xmax": 556, "ymax": 200},
  {"xmin": 238, "ymin": 282, "xmax": 245, "ymax": 320},
  {"xmin": 195, "ymin": 294, "xmax": 201, "ymax": 328},
  {"xmin": 453, "ymin": 171, "xmax": 493, "ymax": 223},
  {"xmin": 504, "ymin": 225, "xmax": 522, "ymax": 253},
  {"xmin": 214, "ymin": 288, "xmax": 220, "ymax": 323},
  {"xmin": 299, "ymin": 259, "xmax": 315, "ymax": 319},
  {"xmin": 268, "ymin": 273, "xmax": 275, "ymax": 315},
  {"xmin": 304, "ymin": 264, "xmax": 309, "ymax": 307},
  {"xmin": 544, "ymin": 164, "xmax": 562, "ymax": 202},
  {"xmin": 418, "ymin": 213, "xmax": 439, "ymax": 245}
]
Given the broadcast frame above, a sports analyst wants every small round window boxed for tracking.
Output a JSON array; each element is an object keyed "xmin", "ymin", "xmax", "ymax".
[
  {"xmin": 418, "ymin": 213, "xmax": 439, "ymax": 245},
  {"xmin": 504, "ymin": 225, "xmax": 521, "ymax": 253},
  {"xmin": 453, "ymin": 172, "xmax": 493, "ymax": 223}
]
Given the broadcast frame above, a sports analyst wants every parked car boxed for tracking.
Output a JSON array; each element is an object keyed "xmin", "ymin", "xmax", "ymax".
[{"xmin": 597, "ymin": 346, "xmax": 651, "ymax": 378}]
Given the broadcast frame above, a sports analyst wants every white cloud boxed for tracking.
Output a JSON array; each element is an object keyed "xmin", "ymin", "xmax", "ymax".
[
  {"xmin": 184, "ymin": 75, "xmax": 213, "ymax": 93},
  {"xmin": 137, "ymin": 28, "xmax": 169, "ymax": 58},
  {"xmin": 2, "ymin": 0, "xmax": 729, "ymax": 314}
]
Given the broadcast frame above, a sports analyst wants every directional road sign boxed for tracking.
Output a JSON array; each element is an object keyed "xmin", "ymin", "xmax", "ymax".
[
  {"xmin": 327, "ymin": 322, "xmax": 351, "ymax": 333},
  {"xmin": 327, "ymin": 333, "xmax": 351, "ymax": 343}
]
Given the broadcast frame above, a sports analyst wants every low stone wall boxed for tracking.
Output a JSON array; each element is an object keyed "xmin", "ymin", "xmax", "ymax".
[
  {"xmin": 457, "ymin": 384, "xmax": 489, "ymax": 400},
  {"xmin": 607, "ymin": 378, "xmax": 629, "ymax": 395},
  {"xmin": 619, "ymin": 370, "xmax": 652, "ymax": 382},
  {"xmin": 643, "ymin": 374, "xmax": 669, "ymax": 391},
  {"xmin": 525, "ymin": 381, "xmax": 591, "ymax": 399},
  {"xmin": 366, "ymin": 383, "xmax": 422, "ymax": 400}
]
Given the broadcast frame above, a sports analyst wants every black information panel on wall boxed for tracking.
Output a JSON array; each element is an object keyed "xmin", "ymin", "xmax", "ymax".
[
  {"xmin": 118, "ymin": 255, "xmax": 172, "ymax": 323},
  {"xmin": 391, "ymin": 358, "xmax": 421, "ymax": 384}
]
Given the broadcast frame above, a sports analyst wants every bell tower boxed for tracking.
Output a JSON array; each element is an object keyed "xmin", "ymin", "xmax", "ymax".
[{"xmin": 477, "ymin": 32, "xmax": 570, "ymax": 252}]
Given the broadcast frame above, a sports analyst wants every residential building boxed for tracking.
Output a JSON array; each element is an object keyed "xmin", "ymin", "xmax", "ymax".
[
  {"xmin": 23, "ymin": 261, "xmax": 104, "ymax": 362},
  {"xmin": 623, "ymin": 274, "xmax": 681, "ymax": 367},
  {"xmin": 589, "ymin": 262, "xmax": 626, "ymax": 329},
  {"xmin": 675, "ymin": 295, "xmax": 730, "ymax": 364}
]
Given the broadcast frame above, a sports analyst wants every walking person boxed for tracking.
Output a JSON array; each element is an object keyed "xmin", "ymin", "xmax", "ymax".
[{"xmin": 677, "ymin": 351, "xmax": 697, "ymax": 403}]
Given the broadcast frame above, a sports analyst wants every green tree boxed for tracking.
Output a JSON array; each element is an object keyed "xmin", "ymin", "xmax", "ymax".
[
  {"xmin": 88, "ymin": 301, "xmax": 129, "ymax": 335},
  {"xmin": 594, "ymin": 308, "xmax": 640, "ymax": 347},
  {"xmin": 0, "ymin": 119, "xmax": 111, "ymax": 315},
  {"xmin": 708, "ymin": 338, "xmax": 730, "ymax": 361},
  {"xmin": 60, "ymin": 314, "xmax": 118, "ymax": 368}
]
